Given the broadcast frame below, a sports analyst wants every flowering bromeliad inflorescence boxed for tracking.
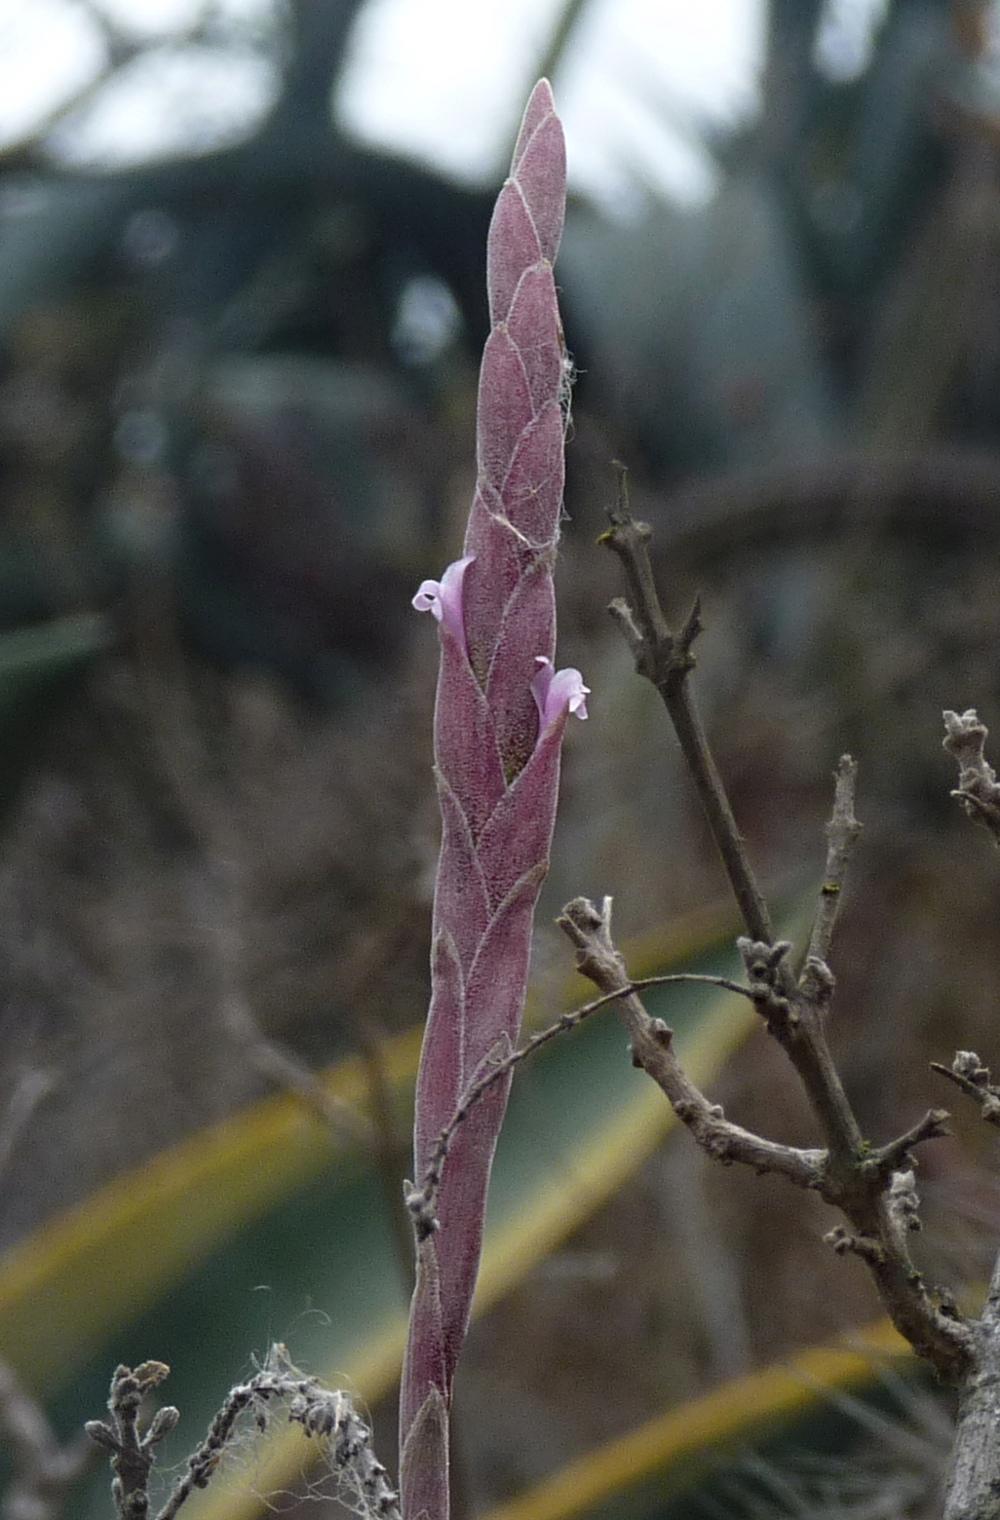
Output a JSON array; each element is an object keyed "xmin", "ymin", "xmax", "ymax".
[{"xmin": 402, "ymin": 80, "xmax": 586, "ymax": 1520}]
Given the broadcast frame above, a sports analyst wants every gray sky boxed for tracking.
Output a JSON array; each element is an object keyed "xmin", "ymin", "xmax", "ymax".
[{"xmin": 0, "ymin": 1, "xmax": 903, "ymax": 212}]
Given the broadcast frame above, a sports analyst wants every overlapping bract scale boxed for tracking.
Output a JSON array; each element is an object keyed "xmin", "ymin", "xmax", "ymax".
[{"xmin": 401, "ymin": 81, "xmax": 582, "ymax": 1520}]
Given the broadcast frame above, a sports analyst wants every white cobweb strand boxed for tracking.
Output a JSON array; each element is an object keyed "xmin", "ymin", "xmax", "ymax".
[{"xmin": 162, "ymin": 1348, "xmax": 400, "ymax": 1520}]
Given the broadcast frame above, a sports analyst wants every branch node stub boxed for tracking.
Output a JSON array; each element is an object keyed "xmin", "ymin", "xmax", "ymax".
[
  {"xmin": 936, "ymin": 1285, "xmax": 961, "ymax": 1318},
  {"xmin": 823, "ymin": 1225, "xmax": 886, "ymax": 1264},
  {"xmin": 799, "ymin": 955, "xmax": 836, "ymax": 1003},
  {"xmin": 677, "ymin": 593, "xmax": 703, "ymax": 653},
  {"xmin": 146, "ymin": 1407, "xmax": 181, "ymax": 1446},
  {"xmin": 738, "ymin": 938, "xmax": 795, "ymax": 1028},
  {"xmin": 403, "ymin": 1180, "xmax": 439, "ymax": 1242},
  {"xmin": 737, "ymin": 938, "xmax": 791, "ymax": 973},
  {"xmin": 85, "ymin": 1422, "xmax": 118, "ymax": 1453},
  {"xmin": 943, "ymin": 707, "xmax": 989, "ymax": 760},
  {"xmin": 558, "ymin": 895, "xmax": 610, "ymax": 941},
  {"xmin": 607, "ymin": 598, "xmax": 644, "ymax": 660},
  {"xmin": 131, "ymin": 1362, "xmax": 171, "ymax": 1392},
  {"xmin": 888, "ymin": 1168, "xmax": 923, "ymax": 1239},
  {"xmin": 954, "ymin": 1049, "xmax": 989, "ymax": 1084},
  {"xmin": 932, "ymin": 1050, "xmax": 1000, "ymax": 1126},
  {"xmin": 943, "ymin": 707, "xmax": 1000, "ymax": 842}
]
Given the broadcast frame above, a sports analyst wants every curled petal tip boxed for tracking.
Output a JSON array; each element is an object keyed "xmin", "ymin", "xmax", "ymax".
[
  {"xmin": 532, "ymin": 656, "xmax": 590, "ymax": 730},
  {"xmin": 413, "ymin": 555, "xmax": 476, "ymax": 653}
]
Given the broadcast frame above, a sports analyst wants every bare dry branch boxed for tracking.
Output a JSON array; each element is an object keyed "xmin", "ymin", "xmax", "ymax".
[
  {"xmin": 556, "ymin": 898, "xmax": 825, "ymax": 1189},
  {"xmin": 943, "ymin": 708, "xmax": 1000, "ymax": 844},
  {"xmin": 155, "ymin": 1352, "xmax": 398, "ymax": 1520},
  {"xmin": 558, "ymin": 895, "xmax": 973, "ymax": 1385},
  {"xmin": 88, "ymin": 1354, "xmax": 399, "ymax": 1520},
  {"xmin": 932, "ymin": 1050, "xmax": 1000, "ymax": 1126},
  {"xmin": 600, "ymin": 466, "xmax": 777, "ymax": 949},
  {"xmin": 868, "ymin": 1110, "xmax": 953, "ymax": 1175},
  {"xmin": 85, "ymin": 1362, "xmax": 176, "ymax": 1520},
  {"xmin": 807, "ymin": 755, "xmax": 863, "ymax": 966},
  {"xmin": 0, "ymin": 1070, "xmax": 58, "ymax": 1182},
  {"xmin": 738, "ymin": 935, "xmax": 864, "ymax": 1173}
]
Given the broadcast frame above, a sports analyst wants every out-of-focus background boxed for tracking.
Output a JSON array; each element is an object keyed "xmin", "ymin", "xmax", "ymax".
[{"xmin": 3, "ymin": 2, "xmax": 1000, "ymax": 1517}]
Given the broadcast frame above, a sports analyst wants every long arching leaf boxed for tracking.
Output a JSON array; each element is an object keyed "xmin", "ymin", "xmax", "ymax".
[
  {"xmin": 474, "ymin": 1318, "xmax": 917, "ymax": 1520},
  {"xmin": 0, "ymin": 897, "xmax": 811, "ymax": 1520}
]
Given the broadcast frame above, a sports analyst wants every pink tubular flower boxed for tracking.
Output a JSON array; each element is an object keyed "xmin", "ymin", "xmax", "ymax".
[
  {"xmin": 412, "ymin": 555, "xmax": 475, "ymax": 656},
  {"xmin": 532, "ymin": 656, "xmax": 590, "ymax": 731},
  {"xmin": 401, "ymin": 81, "xmax": 585, "ymax": 1520}
]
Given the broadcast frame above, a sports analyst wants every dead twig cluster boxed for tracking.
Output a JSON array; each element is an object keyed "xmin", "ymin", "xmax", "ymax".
[
  {"xmin": 555, "ymin": 473, "xmax": 969, "ymax": 1386},
  {"xmin": 86, "ymin": 1352, "xmax": 399, "ymax": 1520},
  {"xmin": 943, "ymin": 707, "xmax": 1000, "ymax": 844},
  {"xmin": 552, "ymin": 471, "xmax": 1000, "ymax": 1520},
  {"xmin": 90, "ymin": 472, "xmax": 1000, "ymax": 1520}
]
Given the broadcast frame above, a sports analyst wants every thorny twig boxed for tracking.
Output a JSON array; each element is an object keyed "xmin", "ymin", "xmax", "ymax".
[
  {"xmin": 943, "ymin": 708, "xmax": 1000, "ymax": 844},
  {"xmin": 931, "ymin": 1051, "xmax": 1000, "ymax": 1126},
  {"xmin": 600, "ymin": 480, "xmax": 885, "ymax": 1161},
  {"xmin": 933, "ymin": 709, "xmax": 1000, "ymax": 1514},
  {"xmin": 559, "ymin": 903, "xmax": 830, "ymax": 1190},
  {"xmin": 404, "ymin": 970, "xmax": 755, "ymax": 1240},
  {"xmin": 583, "ymin": 490, "xmax": 976, "ymax": 1384},
  {"xmin": 599, "ymin": 464, "xmax": 776, "ymax": 950},
  {"xmin": 806, "ymin": 755, "xmax": 863, "ymax": 967},
  {"xmin": 85, "ymin": 1362, "xmax": 178, "ymax": 1520},
  {"xmin": 87, "ymin": 1353, "xmax": 399, "ymax": 1520},
  {"xmin": 558, "ymin": 896, "xmax": 968, "ymax": 1381}
]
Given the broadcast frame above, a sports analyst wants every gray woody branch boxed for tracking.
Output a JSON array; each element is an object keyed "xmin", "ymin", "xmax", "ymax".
[
  {"xmin": 934, "ymin": 709, "xmax": 1000, "ymax": 1518},
  {"xmin": 87, "ymin": 1353, "xmax": 399, "ymax": 1520},
  {"xmin": 585, "ymin": 476, "xmax": 973, "ymax": 1386},
  {"xmin": 558, "ymin": 896, "xmax": 966, "ymax": 1383},
  {"xmin": 931, "ymin": 1043, "xmax": 1000, "ymax": 1519},
  {"xmin": 943, "ymin": 708, "xmax": 1000, "ymax": 843}
]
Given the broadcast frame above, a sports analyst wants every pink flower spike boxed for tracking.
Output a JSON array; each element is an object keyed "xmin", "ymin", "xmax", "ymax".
[
  {"xmin": 402, "ymin": 82, "xmax": 573, "ymax": 1520},
  {"xmin": 532, "ymin": 656, "xmax": 590, "ymax": 730},
  {"xmin": 413, "ymin": 555, "xmax": 476, "ymax": 654}
]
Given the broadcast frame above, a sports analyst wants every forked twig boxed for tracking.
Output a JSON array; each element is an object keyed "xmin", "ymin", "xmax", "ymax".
[
  {"xmin": 591, "ymin": 494, "xmax": 973, "ymax": 1385},
  {"xmin": 557, "ymin": 895, "xmax": 967, "ymax": 1381},
  {"xmin": 943, "ymin": 708, "xmax": 1000, "ymax": 844},
  {"xmin": 87, "ymin": 1353, "xmax": 399, "ymax": 1520},
  {"xmin": 600, "ymin": 463, "xmax": 776, "ymax": 950},
  {"xmin": 807, "ymin": 755, "xmax": 863, "ymax": 966},
  {"xmin": 931, "ymin": 1051, "xmax": 1000, "ymax": 1127},
  {"xmin": 85, "ymin": 1362, "xmax": 177, "ymax": 1520}
]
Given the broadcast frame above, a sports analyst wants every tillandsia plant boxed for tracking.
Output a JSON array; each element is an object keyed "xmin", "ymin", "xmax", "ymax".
[
  {"xmin": 74, "ymin": 71, "xmax": 1000, "ymax": 1520},
  {"xmin": 82, "ymin": 79, "xmax": 585, "ymax": 1520},
  {"xmin": 403, "ymin": 79, "xmax": 587, "ymax": 1520}
]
